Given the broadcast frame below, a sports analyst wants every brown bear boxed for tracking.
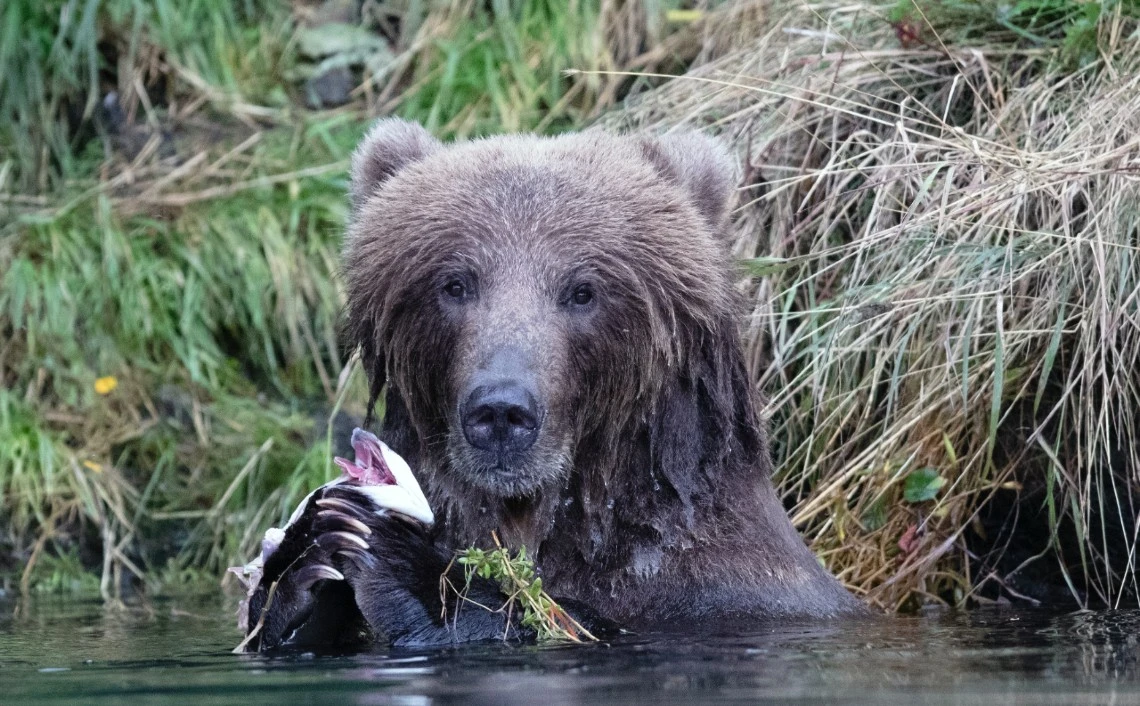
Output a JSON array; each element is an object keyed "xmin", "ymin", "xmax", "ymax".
[{"xmin": 243, "ymin": 119, "xmax": 865, "ymax": 650}]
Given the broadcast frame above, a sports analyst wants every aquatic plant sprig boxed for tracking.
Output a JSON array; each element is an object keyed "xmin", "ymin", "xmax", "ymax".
[{"xmin": 445, "ymin": 533, "xmax": 597, "ymax": 643}]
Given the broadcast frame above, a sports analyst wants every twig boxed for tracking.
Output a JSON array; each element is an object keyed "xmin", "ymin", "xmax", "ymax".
[{"xmin": 232, "ymin": 578, "xmax": 280, "ymax": 654}]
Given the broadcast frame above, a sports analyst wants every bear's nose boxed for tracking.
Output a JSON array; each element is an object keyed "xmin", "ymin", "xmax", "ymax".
[{"xmin": 462, "ymin": 383, "xmax": 540, "ymax": 454}]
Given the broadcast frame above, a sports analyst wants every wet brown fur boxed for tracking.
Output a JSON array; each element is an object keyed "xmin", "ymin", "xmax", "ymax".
[{"xmin": 342, "ymin": 119, "xmax": 864, "ymax": 624}]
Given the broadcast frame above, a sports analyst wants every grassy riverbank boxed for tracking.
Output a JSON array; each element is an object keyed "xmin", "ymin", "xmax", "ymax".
[
  {"xmin": 608, "ymin": 0, "xmax": 1140, "ymax": 608},
  {"xmin": 3, "ymin": 0, "xmax": 1139, "ymax": 610},
  {"xmin": 0, "ymin": 0, "xmax": 705, "ymax": 596}
]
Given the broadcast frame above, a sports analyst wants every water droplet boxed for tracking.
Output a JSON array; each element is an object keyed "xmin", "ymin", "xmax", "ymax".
[
  {"xmin": 589, "ymin": 527, "xmax": 603, "ymax": 552},
  {"xmin": 631, "ymin": 545, "xmax": 663, "ymax": 578}
]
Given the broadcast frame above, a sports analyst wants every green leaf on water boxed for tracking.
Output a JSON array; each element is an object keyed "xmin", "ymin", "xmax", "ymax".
[{"xmin": 904, "ymin": 467, "xmax": 945, "ymax": 503}]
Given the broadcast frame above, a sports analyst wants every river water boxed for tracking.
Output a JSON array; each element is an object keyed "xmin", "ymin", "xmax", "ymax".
[{"xmin": 3, "ymin": 595, "xmax": 1140, "ymax": 704}]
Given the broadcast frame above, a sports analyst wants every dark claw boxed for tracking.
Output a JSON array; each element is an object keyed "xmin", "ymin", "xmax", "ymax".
[
  {"xmin": 335, "ymin": 547, "xmax": 378, "ymax": 570},
  {"xmin": 293, "ymin": 564, "xmax": 344, "ymax": 590},
  {"xmin": 317, "ymin": 509, "xmax": 372, "ymax": 536}
]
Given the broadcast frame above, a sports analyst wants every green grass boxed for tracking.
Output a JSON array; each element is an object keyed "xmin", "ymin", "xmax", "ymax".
[
  {"xmin": 888, "ymin": 0, "xmax": 1140, "ymax": 64},
  {"xmin": 0, "ymin": 0, "xmax": 694, "ymax": 194},
  {"xmin": 0, "ymin": 0, "xmax": 295, "ymax": 193},
  {"xmin": 390, "ymin": 0, "xmax": 684, "ymax": 136},
  {"xmin": 1, "ymin": 120, "xmax": 371, "ymax": 595}
]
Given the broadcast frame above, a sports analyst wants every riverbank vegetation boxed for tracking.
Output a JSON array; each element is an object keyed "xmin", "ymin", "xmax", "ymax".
[
  {"xmin": 3, "ymin": 0, "xmax": 1139, "ymax": 611},
  {"xmin": 0, "ymin": 0, "xmax": 710, "ymax": 598},
  {"xmin": 608, "ymin": 0, "xmax": 1140, "ymax": 609}
]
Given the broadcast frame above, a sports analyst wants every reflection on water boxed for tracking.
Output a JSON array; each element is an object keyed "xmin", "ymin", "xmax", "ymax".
[{"xmin": 3, "ymin": 595, "xmax": 1140, "ymax": 705}]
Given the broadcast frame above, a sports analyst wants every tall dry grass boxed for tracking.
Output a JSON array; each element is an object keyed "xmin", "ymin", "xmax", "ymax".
[{"xmin": 609, "ymin": 0, "xmax": 1140, "ymax": 609}]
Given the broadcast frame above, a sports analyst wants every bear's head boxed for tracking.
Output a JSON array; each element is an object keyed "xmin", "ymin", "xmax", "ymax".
[{"xmin": 343, "ymin": 119, "xmax": 763, "ymax": 539}]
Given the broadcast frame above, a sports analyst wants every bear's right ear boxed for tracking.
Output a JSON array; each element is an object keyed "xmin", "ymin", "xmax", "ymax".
[{"xmin": 350, "ymin": 118, "xmax": 442, "ymax": 213}]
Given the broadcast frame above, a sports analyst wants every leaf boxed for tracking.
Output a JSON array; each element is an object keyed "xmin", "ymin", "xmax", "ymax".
[
  {"xmin": 988, "ymin": 296, "xmax": 1005, "ymax": 461},
  {"xmin": 297, "ymin": 23, "xmax": 388, "ymax": 58},
  {"xmin": 665, "ymin": 9, "xmax": 704, "ymax": 22},
  {"xmin": 941, "ymin": 433, "xmax": 958, "ymax": 467},
  {"xmin": 1035, "ymin": 297, "xmax": 1067, "ymax": 415},
  {"xmin": 903, "ymin": 467, "xmax": 945, "ymax": 503},
  {"xmin": 898, "ymin": 524, "xmax": 920, "ymax": 555},
  {"xmin": 861, "ymin": 498, "xmax": 887, "ymax": 531}
]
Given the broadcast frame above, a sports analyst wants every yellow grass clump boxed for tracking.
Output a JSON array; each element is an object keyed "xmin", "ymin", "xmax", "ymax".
[{"xmin": 606, "ymin": 0, "xmax": 1140, "ymax": 609}]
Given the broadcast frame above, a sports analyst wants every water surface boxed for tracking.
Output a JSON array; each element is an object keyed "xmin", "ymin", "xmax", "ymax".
[{"xmin": 4, "ymin": 595, "xmax": 1140, "ymax": 704}]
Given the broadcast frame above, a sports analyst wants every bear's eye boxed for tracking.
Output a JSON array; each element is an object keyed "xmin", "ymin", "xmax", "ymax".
[
  {"xmin": 570, "ymin": 284, "xmax": 594, "ymax": 308},
  {"xmin": 443, "ymin": 280, "xmax": 467, "ymax": 300}
]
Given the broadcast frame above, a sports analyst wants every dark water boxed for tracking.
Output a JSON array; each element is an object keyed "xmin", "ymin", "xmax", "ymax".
[{"xmin": 4, "ymin": 596, "xmax": 1140, "ymax": 705}]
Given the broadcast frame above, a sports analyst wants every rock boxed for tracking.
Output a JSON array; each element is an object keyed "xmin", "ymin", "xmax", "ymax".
[{"xmin": 304, "ymin": 66, "xmax": 355, "ymax": 109}]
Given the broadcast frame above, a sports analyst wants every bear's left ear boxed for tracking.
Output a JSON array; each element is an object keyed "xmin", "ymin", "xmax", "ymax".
[
  {"xmin": 640, "ymin": 131, "xmax": 737, "ymax": 231},
  {"xmin": 350, "ymin": 118, "xmax": 442, "ymax": 214}
]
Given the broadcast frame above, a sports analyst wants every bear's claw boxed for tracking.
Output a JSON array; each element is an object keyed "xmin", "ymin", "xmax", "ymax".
[
  {"xmin": 235, "ymin": 430, "xmax": 436, "ymax": 649},
  {"xmin": 315, "ymin": 495, "xmax": 374, "ymax": 519},
  {"xmin": 316, "ymin": 509, "xmax": 372, "ymax": 536},
  {"xmin": 293, "ymin": 563, "xmax": 344, "ymax": 590},
  {"xmin": 312, "ymin": 499, "xmax": 379, "ymax": 570}
]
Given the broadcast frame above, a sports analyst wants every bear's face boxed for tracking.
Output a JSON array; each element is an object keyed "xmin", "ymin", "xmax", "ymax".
[{"xmin": 344, "ymin": 120, "xmax": 737, "ymax": 501}]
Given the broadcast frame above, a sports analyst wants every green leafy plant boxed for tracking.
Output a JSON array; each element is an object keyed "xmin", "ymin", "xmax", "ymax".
[
  {"xmin": 904, "ymin": 468, "xmax": 947, "ymax": 503},
  {"xmin": 447, "ymin": 533, "xmax": 597, "ymax": 642}
]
